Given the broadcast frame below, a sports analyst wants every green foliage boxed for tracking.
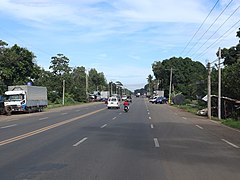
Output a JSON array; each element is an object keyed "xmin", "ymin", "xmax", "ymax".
[
  {"xmin": 221, "ymin": 119, "xmax": 240, "ymax": 129},
  {"xmin": 152, "ymin": 57, "xmax": 207, "ymax": 99},
  {"xmin": 88, "ymin": 68, "xmax": 107, "ymax": 92},
  {"xmin": 221, "ymin": 62, "xmax": 240, "ymax": 100},
  {"xmin": 0, "ymin": 41, "xmax": 108, "ymax": 103},
  {"xmin": 211, "ymin": 29, "xmax": 240, "ymax": 100},
  {"xmin": 0, "ymin": 43, "xmax": 38, "ymax": 86},
  {"xmin": 222, "ymin": 28, "xmax": 240, "ymax": 66}
]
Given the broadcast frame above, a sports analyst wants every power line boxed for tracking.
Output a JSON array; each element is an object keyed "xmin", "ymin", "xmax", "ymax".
[
  {"xmin": 180, "ymin": 0, "xmax": 220, "ymax": 55},
  {"xmin": 184, "ymin": 0, "xmax": 234, "ymax": 56},
  {"xmin": 191, "ymin": 5, "xmax": 240, "ymax": 58},
  {"xmin": 194, "ymin": 18, "xmax": 240, "ymax": 60}
]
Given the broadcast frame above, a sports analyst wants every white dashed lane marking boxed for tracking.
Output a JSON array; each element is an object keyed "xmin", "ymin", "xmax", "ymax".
[
  {"xmin": 39, "ymin": 117, "xmax": 49, "ymax": 121},
  {"xmin": 196, "ymin": 125, "xmax": 203, "ymax": 129},
  {"xmin": 101, "ymin": 124, "xmax": 107, "ymax": 128},
  {"xmin": 221, "ymin": 139, "xmax": 239, "ymax": 149},
  {"xmin": 73, "ymin": 137, "xmax": 88, "ymax": 147},
  {"xmin": 153, "ymin": 138, "xmax": 160, "ymax": 148},
  {"xmin": 1, "ymin": 124, "xmax": 17, "ymax": 129}
]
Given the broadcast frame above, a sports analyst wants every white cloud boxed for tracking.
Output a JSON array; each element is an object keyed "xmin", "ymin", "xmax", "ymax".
[{"xmin": 0, "ymin": 0, "xmax": 239, "ymax": 90}]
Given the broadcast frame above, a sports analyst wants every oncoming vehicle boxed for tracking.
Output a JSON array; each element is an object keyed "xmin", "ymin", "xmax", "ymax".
[
  {"xmin": 127, "ymin": 95, "xmax": 132, "ymax": 103},
  {"xmin": 107, "ymin": 97, "xmax": 121, "ymax": 109},
  {"xmin": 121, "ymin": 95, "xmax": 127, "ymax": 101}
]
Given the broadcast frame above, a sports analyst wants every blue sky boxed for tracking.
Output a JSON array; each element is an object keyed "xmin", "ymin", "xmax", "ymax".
[{"xmin": 0, "ymin": 0, "xmax": 239, "ymax": 91}]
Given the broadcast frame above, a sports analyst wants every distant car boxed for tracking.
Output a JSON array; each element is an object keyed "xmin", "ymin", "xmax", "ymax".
[
  {"xmin": 127, "ymin": 95, "xmax": 132, "ymax": 102},
  {"xmin": 149, "ymin": 96, "xmax": 158, "ymax": 103},
  {"xmin": 155, "ymin": 96, "xmax": 167, "ymax": 104},
  {"xmin": 136, "ymin": 93, "xmax": 140, "ymax": 97},
  {"xmin": 107, "ymin": 97, "xmax": 121, "ymax": 109},
  {"xmin": 121, "ymin": 95, "xmax": 127, "ymax": 101}
]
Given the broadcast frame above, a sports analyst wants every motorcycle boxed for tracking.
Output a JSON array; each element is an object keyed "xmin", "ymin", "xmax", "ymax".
[{"xmin": 124, "ymin": 105, "xmax": 129, "ymax": 112}]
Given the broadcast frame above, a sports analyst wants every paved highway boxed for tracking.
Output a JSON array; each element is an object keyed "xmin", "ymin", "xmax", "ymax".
[{"xmin": 0, "ymin": 98, "xmax": 240, "ymax": 180}]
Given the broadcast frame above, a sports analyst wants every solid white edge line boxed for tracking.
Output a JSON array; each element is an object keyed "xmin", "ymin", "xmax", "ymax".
[
  {"xmin": 150, "ymin": 124, "xmax": 154, "ymax": 129},
  {"xmin": 101, "ymin": 124, "xmax": 107, "ymax": 128},
  {"xmin": 1, "ymin": 124, "xmax": 17, "ymax": 129},
  {"xmin": 221, "ymin": 139, "xmax": 240, "ymax": 149},
  {"xmin": 196, "ymin": 125, "xmax": 203, "ymax": 129},
  {"xmin": 154, "ymin": 138, "xmax": 160, "ymax": 147},
  {"xmin": 73, "ymin": 137, "xmax": 88, "ymax": 147}
]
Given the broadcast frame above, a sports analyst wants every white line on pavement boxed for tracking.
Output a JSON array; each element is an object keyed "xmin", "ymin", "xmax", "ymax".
[
  {"xmin": 221, "ymin": 139, "xmax": 240, "ymax": 149},
  {"xmin": 101, "ymin": 124, "xmax": 107, "ymax": 128},
  {"xmin": 182, "ymin": 117, "xmax": 187, "ymax": 120},
  {"xmin": 153, "ymin": 138, "xmax": 160, "ymax": 148},
  {"xmin": 73, "ymin": 137, "xmax": 88, "ymax": 147},
  {"xmin": 39, "ymin": 117, "xmax": 49, "ymax": 121},
  {"xmin": 150, "ymin": 124, "xmax": 154, "ymax": 129},
  {"xmin": 1, "ymin": 124, "xmax": 17, "ymax": 129},
  {"xmin": 61, "ymin": 113, "xmax": 68, "ymax": 115},
  {"xmin": 149, "ymin": 117, "xmax": 152, "ymax": 120},
  {"xmin": 148, "ymin": 112, "xmax": 150, "ymax": 115},
  {"xmin": 196, "ymin": 125, "xmax": 203, "ymax": 129},
  {"xmin": 112, "ymin": 117, "xmax": 116, "ymax": 120}
]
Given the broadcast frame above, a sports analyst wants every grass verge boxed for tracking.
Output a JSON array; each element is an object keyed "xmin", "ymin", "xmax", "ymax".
[
  {"xmin": 173, "ymin": 104, "xmax": 240, "ymax": 130},
  {"xmin": 221, "ymin": 119, "xmax": 240, "ymax": 129}
]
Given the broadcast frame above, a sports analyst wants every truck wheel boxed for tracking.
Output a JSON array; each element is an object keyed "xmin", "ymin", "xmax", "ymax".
[{"xmin": 5, "ymin": 106, "xmax": 12, "ymax": 116}]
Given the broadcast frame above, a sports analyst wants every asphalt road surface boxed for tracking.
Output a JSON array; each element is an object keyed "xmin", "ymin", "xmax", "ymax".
[{"xmin": 0, "ymin": 98, "xmax": 240, "ymax": 180}]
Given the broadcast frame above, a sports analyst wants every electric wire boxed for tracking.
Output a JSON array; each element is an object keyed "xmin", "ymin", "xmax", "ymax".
[
  {"xmin": 180, "ymin": 0, "xmax": 220, "ymax": 55},
  {"xmin": 194, "ymin": 18, "xmax": 240, "ymax": 60},
  {"xmin": 191, "ymin": 5, "xmax": 240, "ymax": 58},
  {"xmin": 184, "ymin": 0, "xmax": 234, "ymax": 56}
]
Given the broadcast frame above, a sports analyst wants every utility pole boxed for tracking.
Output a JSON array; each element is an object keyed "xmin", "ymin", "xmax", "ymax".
[
  {"xmin": 218, "ymin": 47, "xmax": 221, "ymax": 120},
  {"xmin": 169, "ymin": 67, "xmax": 173, "ymax": 104},
  {"xmin": 207, "ymin": 62, "xmax": 211, "ymax": 119},
  {"xmin": 165, "ymin": 68, "xmax": 177, "ymax": 104},
  {"xmin": 85, "ymin": 69, "xmax": 88, "ymax": 101},
  {"xmin": 62, "ymin": 79, "xmax": 65, "ymax": 105}
]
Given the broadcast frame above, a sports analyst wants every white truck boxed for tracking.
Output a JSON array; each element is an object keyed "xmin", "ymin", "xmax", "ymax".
[
  {"xmin": 4, "ymin": 85, "xmax": 48, "ymax": 114},
  {"xmin": 100, "ymin": 91, "xmax": 110, "ymax": 99}
]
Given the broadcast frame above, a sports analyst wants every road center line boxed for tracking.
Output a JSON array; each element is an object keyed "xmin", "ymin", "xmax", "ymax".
[
  {"xmin": 196, "ymin": 125, "xmax": 203, "ymax": 129},
  {"xmin": 101, "ymin": 124, "xmax": 107, "ymax": 128},
  {"xmin": 1, "ymin": 124, "xmax": 17, "ymax": 129},
  {"xmin": 221, "ymin": 139, "xmax": 240, "ymax": 149},
  {"xmin": 39, "ymin": 117, "xmax": 49, "ymax": 121},
  {"xmin": 0, "ymin": 108, "xmax": 105, "ymax": 146},
  {"xmin": 153, "ymin": 138, "xmax": 160, "ymax": 148},
  {"xmin": 73, "ymin": 137, "xmax": 88, "ymax": 147}
]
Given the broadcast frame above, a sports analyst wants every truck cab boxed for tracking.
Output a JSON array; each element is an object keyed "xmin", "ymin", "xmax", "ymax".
[{"xmin": 4, "ymin": 90, "xmax": 26, "ymax": 111}]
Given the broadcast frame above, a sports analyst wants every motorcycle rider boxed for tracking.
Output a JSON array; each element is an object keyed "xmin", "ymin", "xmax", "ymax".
[{"xmin": 123, "ymin": 99, "xmax": 129, "ymax": 111}]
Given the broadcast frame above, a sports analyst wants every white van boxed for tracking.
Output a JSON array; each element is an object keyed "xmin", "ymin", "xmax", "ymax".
[{"xmin": 107, "ymin": 96, "xmax": 121, "ymax": 109}]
